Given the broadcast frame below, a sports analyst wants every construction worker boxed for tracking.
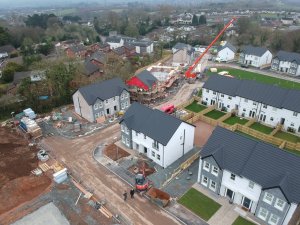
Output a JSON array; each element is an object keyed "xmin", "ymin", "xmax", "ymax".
[
  {"xmin": 123, "ymin": 190, "xmax": 127, "ymax": 201},
  {"xmin": 130, "ymin": 189, "xmax": 135, "ymax": 199}
]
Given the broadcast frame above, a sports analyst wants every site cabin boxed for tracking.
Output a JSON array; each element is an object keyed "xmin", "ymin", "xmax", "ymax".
[
  {"xmin": 160, "ymin": 104, "xmax": 175, "ymax": 114},
  {"xmin": 119, "ymin": 102, "xmax": 195, "ymax": 168},
  {"xmin": 72, "ymin": 78, "xmax": 130, "ymax": 123},
  {"xmin": 198, "ymin": 127, "xmax": 300, "ymax": 225},
  {"xmin": 202, "ymin": 75, "xmax": 300, "ymax": 135}
]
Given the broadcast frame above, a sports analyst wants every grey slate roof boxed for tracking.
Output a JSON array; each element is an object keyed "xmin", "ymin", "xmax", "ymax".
[
  {"xmin": 88, "ymin": 51, "xmax": 106, "ymax": 64},
  {"xmin": 106, "ymin": 36, "xmax": 122, "ymax": 43},
  {"xmin": 203, "ymin": 75, "xmax": 300, "ymax": 113},
  {"xmin": 241, "ymin": 45, "xmax": 269, "ymax": 57},
  {"xmin": 173, "ymin": 42, "xmax": 191, "ymax": 50},
  {"xmin": 13, "ymin": 71, "xmax": 31, "ymax": 84},
  {"xmin": 136, "ymin": 70, "xmax": 158, "ymax": 88},
  {"xmin": 217, "ymin": 42, "xmax": 236, "ymax": 53},
  {"xmin": 69, "ymin": 44, "xmax": 86, "ymax": 53},
  {"xmin": 274, "ymin": 50, "xmax": 300, "ymax": 64},
  {"xmin": 84, "ymin": 60, "xmax": 99, "ymax": 76},
  {"xmin": 201, "ymin": 126, "xmax": 300, "ymax": 203},
  {"xmin": 132, "ymin": 41, "xmax": 152, "ymax": 47},
  {"xmin": 77, "ymin": 78, "xmax": 128, "ymax": 105},
  {"xmin": 120, "ymin": 102, "xmax": 188, "ymax": 146}
]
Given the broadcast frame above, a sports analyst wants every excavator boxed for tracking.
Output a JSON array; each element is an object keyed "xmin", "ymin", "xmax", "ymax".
[{"xmin": 185, "ymin": 17, "xmax": 237, "ymax": 82}]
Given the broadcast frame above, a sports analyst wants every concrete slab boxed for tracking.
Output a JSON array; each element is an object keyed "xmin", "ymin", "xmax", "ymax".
[
  {"xmin": 194, "ymin": 120, "xmax": 216, "ymax": 148},
  {"xmin": 11, "ymin": 202, "xmax": 70, "ymax": 225}
]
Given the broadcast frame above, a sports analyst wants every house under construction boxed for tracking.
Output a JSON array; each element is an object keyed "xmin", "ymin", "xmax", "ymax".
[{"xmin": 126, "ymin": 66, "xmax": 180, "ymax": 104}]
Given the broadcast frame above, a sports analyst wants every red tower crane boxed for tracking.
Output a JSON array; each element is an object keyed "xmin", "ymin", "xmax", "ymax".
[{"xmin": 185, "ymin": 17, "xmax": 237, "ymax": 79}]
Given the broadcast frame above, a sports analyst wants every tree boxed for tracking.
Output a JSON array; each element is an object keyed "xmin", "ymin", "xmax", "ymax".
[
  {"xmin": 199, "ymin": 15, "xmax": 207, "ymax": 25},
  {"xmin": 21, "ymin": 37, "xmax": 34, "ymax": 56},
  {"xmin": 0, "ymin": 26, "xmax": 10, "ymax": 46},
  {"xmin": 1, "ymin": 62, "xmax": 25, "ymax": 83},
  {"xmin": 192, "ymin": 15, "xmax": 198, "ymax": 26},
  {"xmin": 37, "ymin": 42, "xmax": 54, "ymax": 55},
  {"xmin": 237, "ymin": 17, "xmax": 251, "ymax": 35},
  {"xmin": 25, "ymin": 14, "xmax": 57, "ymax": 29},
  {"xmin": 124, "ymin": 23, "xmax": 139, "ymax": 38}
]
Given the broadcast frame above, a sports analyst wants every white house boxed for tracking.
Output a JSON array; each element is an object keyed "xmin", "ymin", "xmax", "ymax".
[
  {"xmin": 271, "ymin": 50, "xmax": 300, "ymax": 76},
  {"xmin": 216, "ymin": 42, "xmax": 236, "ymax": 62},
  {"xmin": 119, "ymin": 102, "xmax": 195, "ymax": 168},
  {"xmin": 198, "ymin": 126, "xmax": 300, "ymax": 225},
  {"xmin": 105, "ymin": 36, "xmax": 124, "ymax": 49},
  {"xmin": 171, "ymin": 13, "xmax": 193, "ymax": 25},
  {"xmin": 239, "ymin": 45, "xmax": 273, "ymax": 68},
  {"xmin": 132, "ymin": 41, "xmax": 154, "ymax": 54},
  {"xmin": 72, "ymin": 78, "xmax": 130, "ymax": 122},
  {"xmin": 202, "ymin": 75, "xmax": 300, "ymax": 134}
]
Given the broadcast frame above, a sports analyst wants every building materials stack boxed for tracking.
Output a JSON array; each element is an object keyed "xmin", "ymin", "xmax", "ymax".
[{"xmin": 20, "ymin": 117, "xmax": 42, "ymax": 139}]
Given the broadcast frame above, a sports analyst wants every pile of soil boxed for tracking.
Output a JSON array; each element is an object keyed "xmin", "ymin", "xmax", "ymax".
[
  {"xmin": 128, "ymin": 160, "xmax": 156, "ymax": 176},
  {"xmin": 0, "ymin": 175, "xmax": 51, "ymax": 214},
  {"xmin": 103, "ymin": 144, "xmax": 130, "ymax": 161},
  {"xmin": 0, "ymin": 127, "xmax": 38, "ymax": 187}
]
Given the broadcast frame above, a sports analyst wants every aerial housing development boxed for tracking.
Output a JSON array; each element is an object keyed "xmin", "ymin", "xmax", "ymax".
[{"xmin": 1, "ymin": 1, "xmax": 300, "ymax": 225}]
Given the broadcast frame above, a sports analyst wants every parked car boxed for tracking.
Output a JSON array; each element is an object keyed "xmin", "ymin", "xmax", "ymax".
[{"xmin": 241, "ymin": 64, "xmax": 249, "ymax": 68}]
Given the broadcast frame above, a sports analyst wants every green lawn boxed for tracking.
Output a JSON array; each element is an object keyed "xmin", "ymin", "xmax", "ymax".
[
  {"xmin": 178, "ymin": 188, "xmax": 221, "ymax": 221},
  {"xmin": 250, "ymin": 122, "xmax": 274, "ymax": 134},
  {"xmin": 274, "ymin": 131, "xmax": 300, "ymax": 143},
  {"xmin": 206, "ymin": 68, "xmax": 300, "ymax": 90},
  {"xmin": 198, "ymin": 89, "xmax": 202, "ymax": 97},
  {"xmin": 232, "ymin": 216, "xmax": 256, "ymax": 225},
  {"xmin": 185, "ymin": 101, "xmax": 207, "ymax": 113},
  {"xmin": 223, "ymin": 116, "xmax": 249, "ymax": 125},
  {"xmin": 204, "ymin": 110, "xmax": 226, "ymax": 120}
]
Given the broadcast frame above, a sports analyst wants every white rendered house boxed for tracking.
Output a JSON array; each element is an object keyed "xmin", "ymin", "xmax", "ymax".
[
  {"xmin": 216, "ymin": 42, "xmax": 236, "ymax": 62},
  {"xmin": 239, "ymin": 45, "xmax": 273, "ymax": 68},
  {"xmin": 271, "ymin": 50, "xmax": 300, "ymax": 76},
  {"xmin": 119, "ymin": 102, "xmax": 195, "ymax": 168}
]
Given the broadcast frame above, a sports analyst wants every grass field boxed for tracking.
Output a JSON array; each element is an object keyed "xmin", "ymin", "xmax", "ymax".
[
  {"xmin": 204, "ymin": 110, "xmax": 226, "ymax": 120},
  {"xmin": 274, "ymin": 131, "xmax": 300, "ymax": 143},
  {"xmin": 206, "ymin": 68, "xmax": 300, "ymax": 90},
  {"xmin": 232, "ymin": 216, "xmax": 256, "ymax": 225},
  {"xmin": 223, "ymin": 116, "xmax": 249, "ymax": 125},
  {"xmin": 178, "ymin": 188, "xmax": 221, "ymax": 221},
  {"xmin": 250, "ymin": 122, "xmax": 274, "ymax": 134},
  {"xmin": 185, "ymin": 101, "xmax": 207, "ymax": 113}
]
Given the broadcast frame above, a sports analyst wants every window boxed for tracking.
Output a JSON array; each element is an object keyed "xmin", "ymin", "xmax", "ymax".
[
  {"xmin": 213, "ymin": 91, "xmax": 216, "ymax": 95},
  {"xmin": 125, "ymin": 101, "xmax": 129, "ymax": 107},
  {"xmin": 136, "ymin": 131, "xmax": 138, "ymax": 136},
  {"xmin": 152, "ymin": 151, "xmax": 155, "ymax": 157},
  {"xmin": 212, "ymin": 166, "xmax": 219, "ymax": 176},
  {"xmin": 201, "ymin": 176, "xmax": 208, "ymax": 186},
  {"xmin": 269, "ymin": 214, "xmax": 279, "ymax": 225},
  {"xmin": 209, "ymin": 180, "xmax": 216, "ymax": 191},
  {"xmin": 228, "ymin": 96, "xmax": 232, "ymax": 100},
  {"xmin": 258, "ymin": 207, "xmax": 269, "ymax": 221},
  {"xmin": 157, "ymin": 154, "xmax": 160, "ymax": 160},
  {"xmin": 94, "ymin": 104, "xmax": 98, "ymax": 110},
  {"xmin": 113, "ymin": 97, "xmax": 116, "ymax": 101},
  {"xmin": 105, "ymin": 100, "xmax": 108, "ymax": 103},
  {"xmin": 227, "ymin": 105, "xmax": 230, "ymax": 108},
  {"xmin": 263, "ymin": 192, "xmax": 274, "ymax": 204},
  {"xmin": 121, "ymin": 103, "xmax": 125, "ymax": 109},
  {"xmin": 270, "ymin": 117, "xmax": 274, "ymax": 121},
  {"xmin": 263, "ymin": 104, "xmax": 267, "ymax": 109},
  {"xmin": 99, "ymin": 102, "xmax": 103, "ymax": 107},
  {"xmin": 121, "ymin": 94, "xmax": 125, "ymax": 100},
  {"xmin": 144, "ymin": 134, "xmax": 146, "ymax": 139},
  {"xmin": 275, "ymin": 198, "xmax": 285, "ymax": 211},
  {"xmin": 293, "ymin": 112, "xmax": 298, "ymax": 117},
  {"xmin": 230, "ymin": 173, "xmax": 236, "ymax": 181},
  {"xmin": 248, "ymin": 181, "xmax": 254, "ymax": 189},
  {"xmin": 221, "ymin": 94, "xmax": 224, "ymax": 97},
  {"xmin": 95, "ymin": 113, "xmax": 99, "ymax": 118},
  {"xmin": 206, "ymin": 89, "xmax": 209, "ymax": 93},
  {"xmin": 153, "ymin": 141, "xmax": 159, "ymax": 150},
  {"xmin": 203, "ymin": 161, "xmax": 210, "ymax": 172},
  {"xmin": 243, "ymin": 108, "xmax": 246, "ymax": 112},
  {"xmin": 291, "ymin": 123, "xmax": 294, "ymax": 127},
  {"xmin": 122, "ymin": 135, "xmax": 125, "ymax": 143},
  {"xmin": 244, "ymin": 99, "xmax": 248, "ymax": 103},
  {"xmin": 253, "ymin": 102, "xmax": 257, "ymax": 106},
  {"xmin": 121, "ymin": 124, "xmax": 125, "ymax": 132},
  {"xmin": 125, "ymin": 127, "xmax": 129, "ymax": 135}
]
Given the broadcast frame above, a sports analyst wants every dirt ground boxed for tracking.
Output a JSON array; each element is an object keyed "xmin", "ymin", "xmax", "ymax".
[
  {"xmin": 103, "ymin": 143, "xmax": 130, "ymax": 161},
  {"xmin": 0, "ymin": 126, "xmax": 52, "ymax": 216},
  {"xmin": 128, "ymin": 160, "xmax": 156, "ymax": 176},
  {"xmin": 194, "ymin": 120, "xmax": 216, "ymax": 147}
]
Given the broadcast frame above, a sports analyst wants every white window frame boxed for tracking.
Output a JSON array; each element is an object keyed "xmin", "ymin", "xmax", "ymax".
[
  {"xmin": 105, "ymin": 99, "xmax": 108, "ymax": 104},
  {"xmin": 99, "ymin": 101, "xmax": 103, "ymax": 108},
  {"xmin": 203, "ymin": 161, "xmax": 210, "ymax": 172},
  {"xmin": 157, "ymin": 154, "xmax": 160, "ymax": 160},
  {"xmin": 121, "ymin": 103, "xmax": 125, "ymax": 109},
  {"xmin": 94, "ymin": 104, "xmax": 98, "ymax": 110},
  {"xmin": 258, "ymin": 207, "xmax": 269, "ymax": 221},
  {"xmin": 125, "ymin": 101, "xmax": 129, "ymax": 107},
  {"xmin": 121, "ymin": 124, "xmax": 125, "ymax": 132},
  {"xmin": 274, "ymin": 198, "xmax": 285, "ymax": 211},
  {"xmin": 95, "ymin": 112, "xmax": 100, "ymax": 118},
  {"xmin": 293, "ymin": 112, "xmax": 298, "ymax": 117},
  {"xmin": 151, "ymin": 151, "xmax": 155, "ymax": 157},
  {"xmin": 212, "ymin": 166, "xmax": 219, "ymax": 176},
  {"xmin": 263, "ymin": 192, "xmax": 274, "ymax": 205},
  {"xmin": 248, "ymin": 181, "xmax": 255, "ymax": 189},
  {"xmin": 201, "ymin": 175, "xmax": 208, "ymax": 187},
  {"xmin": 126, "ymin": 138, "xmax": 130, "ymax": 146},
  {"xmin": 209, "ymin": 180, "xmax": 216, "ymax": 191},
  {"xmin": 122, "ymin": 135, "xmax": 125, "ymax": 144},
  {"xmin": 268, "ymin": 213, "xmax": 279, "ymax": 225}
]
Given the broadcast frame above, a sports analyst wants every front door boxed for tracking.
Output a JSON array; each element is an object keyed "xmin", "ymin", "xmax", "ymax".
[
  {"xmin": 211, "ymin": 100, "xmax": 216, "ymax": 105},
  {"xmin": 280, "ymin": 118, "xmax": 285, "ymax": 125},
  {"xmin": 106, "ymin": 108, "xmax": 110, "ymax": 115},
  {"xmin": 226, "ymin": 189, "xmax": 234, "ymax": 199},
  {"xmin": 144, "ymin": 147, "xmax": 147, "ymax": 154},
  {"xmin": 242, "ymin": 197, "xmax": 251, "ymax": 210}
]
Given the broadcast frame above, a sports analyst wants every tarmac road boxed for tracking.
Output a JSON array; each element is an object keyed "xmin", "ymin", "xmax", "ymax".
[{"xmin": 41, "ymin": 123, "xmax": 181, "ymax": 225}]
